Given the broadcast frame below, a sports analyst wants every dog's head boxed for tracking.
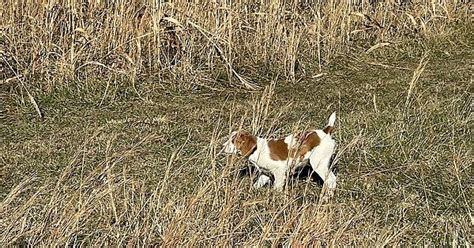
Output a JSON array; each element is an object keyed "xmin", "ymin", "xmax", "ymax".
[{"xmin": 222, "ymin": 130, "xmax": 257, "ymax": 156}]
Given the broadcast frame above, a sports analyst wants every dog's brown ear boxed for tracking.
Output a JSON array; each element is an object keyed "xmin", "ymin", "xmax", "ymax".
[{"xmin": 234, "ymin": 131, "xmax": 257, "ymax": 156}]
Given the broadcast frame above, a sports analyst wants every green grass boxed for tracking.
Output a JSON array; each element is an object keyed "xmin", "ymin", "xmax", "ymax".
[{"xmin": 1, "ymin": 28, "xmax": 472, "ymax": 246}]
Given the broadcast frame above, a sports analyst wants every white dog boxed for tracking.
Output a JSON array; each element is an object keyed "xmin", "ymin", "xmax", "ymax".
[{"xmin": 223, "ymin": 112, "xmax": 337, "ymax": 191}]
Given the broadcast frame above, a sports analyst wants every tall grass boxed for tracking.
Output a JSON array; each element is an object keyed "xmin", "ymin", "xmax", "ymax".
[
  {"xmin": 1, "ymin": 0, "xmax": 469, "ymax": 90},
  {"xmin": 0, "ymin": 0, "xmax": 471, "ymax": 246}
]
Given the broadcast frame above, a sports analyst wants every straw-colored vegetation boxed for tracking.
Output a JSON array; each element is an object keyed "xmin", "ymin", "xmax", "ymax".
[{"xmin": 1, "ymin": 0, "xmax": 472, "ymax": 246}]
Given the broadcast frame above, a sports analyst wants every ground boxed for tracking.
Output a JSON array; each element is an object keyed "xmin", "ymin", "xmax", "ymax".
[{"xmin": 1, "ymin": 27, "xmax": 472, "ymax": 246}]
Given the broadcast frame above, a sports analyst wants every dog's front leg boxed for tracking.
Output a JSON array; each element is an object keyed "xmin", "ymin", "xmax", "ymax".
[
  {"xmin": 253, "ymin": 174, "xmax": 271, "ymax": 188},
  {"xmin": 272, "ymin": 168, "xmax": 287, "ymax": 191}
]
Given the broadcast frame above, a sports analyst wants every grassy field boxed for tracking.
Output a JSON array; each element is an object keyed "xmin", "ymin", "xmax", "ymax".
[{"xmin": 1, "ymin": 1, "xmax": 472, "ymax": 246}]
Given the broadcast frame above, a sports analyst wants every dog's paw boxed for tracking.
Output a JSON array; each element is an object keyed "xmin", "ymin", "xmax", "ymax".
[{"xmin": 253, "ymin": 174, "xmax": 271, "ymax": 189}]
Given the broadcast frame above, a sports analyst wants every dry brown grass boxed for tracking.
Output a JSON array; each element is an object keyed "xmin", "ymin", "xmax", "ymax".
[
  {"xmin": 0, "ymin": 0, "xmax": 472, "ymax": 246},
  {"xmin": 1, "ymin": 1, "xmax": 469, "ymax": 89}
]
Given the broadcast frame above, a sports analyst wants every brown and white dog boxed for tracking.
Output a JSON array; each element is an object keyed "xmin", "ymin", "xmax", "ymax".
[{"xmin": 222, "ymin": 112, "xmax": 337, "ymax": 191}]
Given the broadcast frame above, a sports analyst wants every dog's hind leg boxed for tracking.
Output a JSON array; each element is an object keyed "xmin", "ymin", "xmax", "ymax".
[{"xmin": 309, "ymin": 143, "xmax": 337, "ymax": 190}]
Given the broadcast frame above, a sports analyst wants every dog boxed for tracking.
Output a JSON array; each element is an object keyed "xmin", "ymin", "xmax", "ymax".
[{"xmin": 222, "ymin": 112, "xmax": 337, "ymax": 191}]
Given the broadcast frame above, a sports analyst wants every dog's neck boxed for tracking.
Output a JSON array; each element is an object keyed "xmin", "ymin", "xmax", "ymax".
[
  {"xmin": 248, "ymin": 137, "xmax": 266, "ymax": 163},
  {"xmin": 245, "ymin": 142, "xmax": 258, "ymax": 158}
]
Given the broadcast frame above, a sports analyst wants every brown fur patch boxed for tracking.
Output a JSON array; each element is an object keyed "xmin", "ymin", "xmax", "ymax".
[
  {"xmin": 323, "ymin": 126, "xmax": 334, "ymax": 134},
  {"xmin": 233, "ymin": 131, "xmax": 257, "ymax": 157},
  {"xmin": 294, "ymin": 131, "xmax": 321, "ymax": 161},
  {"xmin": 268, "ymin": 132, "xmax": 322, "ymax": 161},
  {"xmin": 268, "ymin": 139, "xmax": 289, "ymax": 161}
]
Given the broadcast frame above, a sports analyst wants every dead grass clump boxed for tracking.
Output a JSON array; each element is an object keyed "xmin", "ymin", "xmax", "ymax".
[{"xmin": 1, "ymin": 0, "xmax": 469, "ymax": 91}]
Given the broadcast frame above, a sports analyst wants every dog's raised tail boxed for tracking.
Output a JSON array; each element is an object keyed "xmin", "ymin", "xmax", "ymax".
[{"xmin": 323, "ymin": 112, "xmax": 336, "ymax": 134}]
